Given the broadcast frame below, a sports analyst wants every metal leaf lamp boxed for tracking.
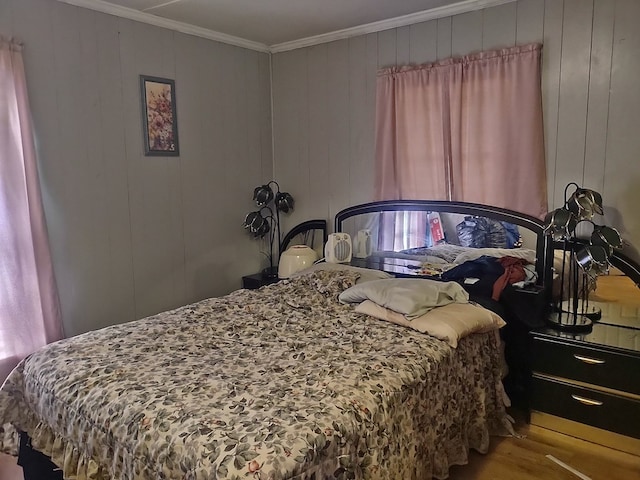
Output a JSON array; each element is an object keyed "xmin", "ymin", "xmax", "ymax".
[
  {"xmin": 544, "ymin": 183, "xmax": 623, "ymax": 332},
  {"xmin": 242, "ymin": 181, "xmax": 294, "ymax": 278}
]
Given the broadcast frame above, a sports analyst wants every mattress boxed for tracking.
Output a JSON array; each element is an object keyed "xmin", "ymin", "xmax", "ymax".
[{"xmin": 0, "ymin": 269, "xmax": 511, "ymax": 480}]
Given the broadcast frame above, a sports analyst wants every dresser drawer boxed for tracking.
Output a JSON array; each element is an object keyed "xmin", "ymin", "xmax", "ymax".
[
  {"xmin": 531, "ymin": 336, "xmax": 640, "ymax": 395},
  {"xmin": 531, "ymin": 375, "xmax": 640, "ymax": 439}
]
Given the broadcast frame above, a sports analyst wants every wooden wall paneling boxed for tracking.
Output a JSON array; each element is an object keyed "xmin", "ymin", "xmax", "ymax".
[
  {"xmin": 542, "ymin": 0, "xmax": 565, "ymax": 208},
  {"xmin": 0, "ymin": 1, "xmax": 13, "ymax": 35},
  {"xmin": 117, "ymin": 18, "xmax": 146, "ymax": 320},
  {"xmin": 326, "ymin": 40, "xmax": 351, "ymax": 220},
  {"xmin": 272, "ymin": 49, "xmax": 304, "ymax": 235},
  {"xmin": 245, "ymin": 50, "xmax": 274, "ymax": 282},
  {"xmin": 175, "ymin": 33, "xmax": 208, "ymax": 304},
  {"xmin": 409, "ymin": 20, "xmax": 438, "ymax": 65},
  {"xmin": 395, "ymin": 26, "xmax": 411, "ymax": 66},
  {"xmin": 152, "ymin": 25, "xmax": 185, "ymax": 310},
  {"xmin": 271, "ymin": 50, "xmax": 295, "ymax": 188},
  {"xmin": 201, "ymin": 38, "xmax": 227, "ymax": 252},
  {"xmin": 228, "ymin": 44, "xmax": 251, "ymax": 204},
  {"xmin": 451, "ymin": 11, "xmax": 483, "ymax": 57},
  {"xmin": 51, "ymin": 3, "xmax": 95, "ymax": 336},
  {"xmin": 218, "ymin": 43, "xmax": 259, "ymax": 282},
  {"xmin": 483, "ymin": 2, "xmax": 517, "ymax": 50},
  {"xmin": 305, "ymin": 44, "xmax": 331, "ymax": 224},
  {"xmin": 244, "ymin": 50, "xmax": 270, "ymax": 211},
  {"xmin": 553, "ymin": 0, "xmax": 594, "ymax": 205},
  {"xmin": 196, "ymin": 38, "xmax": 252, "ymax": 294},
  {"xmin": 292, "ymin": 47, "xmax": 310, "ymax": 231},
  {"xmin": 214, "ymin": 43, "xmax": 239, "ymax": 280},
  {"xmin": 604, "ymin": 0, "xmax": 640, "ymax": 246},
  {"xmin": 217, "ymin": 45, "xmax": 238, "ymax": 217},
  {"xmin": 206, "ymin": 40, "xmax": 240, "ymax": 292},
  {"xmin": 583, "ymin": 0, "xmax": 614, "ymax": 195},
  {"xmin": 347, "ymin": 35, "xmax": 373, "ymax": 207},
  {"xmin": 377, "ymin": 29, "xmax": 397, "ymax": 68},
  {"xmin": 258, "ymin": 53, "xmax": 273, "ymax": 181},
  {"xmin": 120, "ymin": 20, "xmax": 185, "ymax": 319},
  {"xmin": 357, "ymin": 32, "xmax": 379, "ymax": 207},
  {"xmin": 271, "ymin": 47, "xmax": 307, "ymax": 232},
  {"xmin": 151, "ymin": 27, "xmax": 187, "ymax": 311},
  {"xmin": 237, "ymin": 45, "xmax": 268, "ymax": 281},
  {"xmin": 516, "ymin": 0, "xmax": 545, "ymax": 45},
  {"xmin": 437, "ymin": 16, "xmax": 453, "ymax": 60},
  {"xmin": 76, "ymin": 7, "xmax": 114, "ymax": 331},
  {"xmin": 227, "ymin": 44, "xmax": 248, "ymax": 216},
  {"xmin": 93, "ymin": 12, "xmax": 137, "ymax": 328}
]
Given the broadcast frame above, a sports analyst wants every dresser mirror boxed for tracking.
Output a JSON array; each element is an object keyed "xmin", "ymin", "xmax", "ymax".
[{"xmin": 587, "ymin": 249, "xmax": 640, "ymax": 329}]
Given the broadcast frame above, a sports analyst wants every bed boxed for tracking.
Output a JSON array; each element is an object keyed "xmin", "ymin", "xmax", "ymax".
[{"xmin": 0, "ymin": 200, "xmax": 552, "ymax": 480}]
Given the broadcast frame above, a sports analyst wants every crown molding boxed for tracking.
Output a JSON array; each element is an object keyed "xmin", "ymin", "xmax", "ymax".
[
  {"xmin": 56, "ymin": 0, "xmax": 517, "ymax": 54},
  {"xmin": 55, "ymin": 0, "xmax": 270, "ymax": 52},
  {"xmin": 269, "ymin": 0, "xmax": 516, "ymax": 53}
]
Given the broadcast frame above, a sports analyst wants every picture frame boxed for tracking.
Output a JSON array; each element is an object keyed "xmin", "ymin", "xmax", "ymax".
[{"xmin": 140, "ymin": 75, "xmax": 180, "ymax": 156}]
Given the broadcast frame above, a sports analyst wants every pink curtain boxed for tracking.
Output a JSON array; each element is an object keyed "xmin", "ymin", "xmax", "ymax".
[
  {"xmin": 375, "ymin": 43, "xmax": 547, "ymax": 219},
  {"xmin": 375, "ymin": 60, "xmax": 457, "ymax": 201},
  {"xmin": 0, "ymin": 38, "xmax": 63, "ymax": 382}
]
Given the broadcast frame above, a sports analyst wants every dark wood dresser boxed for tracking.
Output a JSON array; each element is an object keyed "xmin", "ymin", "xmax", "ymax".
[
  {"xmin": 530, "ymin": 316, "xmax": 640, "ymax": 455},
  {"xmin": 241, "ymin": 272, "xmax": 279, "ymax": 289}
]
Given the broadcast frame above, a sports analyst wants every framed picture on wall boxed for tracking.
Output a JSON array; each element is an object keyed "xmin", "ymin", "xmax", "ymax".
[{"xmin": 140, "ymin": 75, "xmax": 180, "ymax": 156}]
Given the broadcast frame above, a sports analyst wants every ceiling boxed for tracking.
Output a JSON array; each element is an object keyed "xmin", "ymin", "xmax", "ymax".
[{"xmin": 62, "ymin": 0, "xmax": 513, "ymax": 52}]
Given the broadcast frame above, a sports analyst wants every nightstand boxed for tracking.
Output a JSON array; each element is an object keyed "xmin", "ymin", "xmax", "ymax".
[
  {"xmin": 242, "ymin": 272, "xmax": 279, "ymax": 290},
  {"xmin": 529, "ymin": 323, "xmax": 640, "ymax": 455}
]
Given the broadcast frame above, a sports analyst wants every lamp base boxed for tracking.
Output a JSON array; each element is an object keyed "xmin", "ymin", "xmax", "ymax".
[
  {"xmin": 558, "ymin": 299, "xmax": 602, "ymax": 321},
  {"xmin": 547, "ymin": 310, "xmax": 593, "ymax": 333}
]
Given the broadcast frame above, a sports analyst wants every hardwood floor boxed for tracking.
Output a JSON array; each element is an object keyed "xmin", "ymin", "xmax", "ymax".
[
  {"xmin": 0, "ymin": 453, "xmax": 21, "ymax": 480},
  {"xmin": 448, "ymin": 418, "xmax": 640, "ymax": 480},
  {"xmin": 2, "ymin": 419, "xmax": 638, "ymax": 480}
]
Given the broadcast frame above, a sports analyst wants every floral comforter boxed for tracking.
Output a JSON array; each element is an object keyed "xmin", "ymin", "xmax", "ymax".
[{"xmin": 0, "ymin": 270, "xmax": 511, "ymax": 480}]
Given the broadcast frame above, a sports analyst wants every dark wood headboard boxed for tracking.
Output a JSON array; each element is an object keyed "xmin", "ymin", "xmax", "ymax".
[{"xmin": 335, "ymin": 199, "xmax": 553, "ymax": 288}]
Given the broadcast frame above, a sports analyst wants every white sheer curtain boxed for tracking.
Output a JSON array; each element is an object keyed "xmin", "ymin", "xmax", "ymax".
[{"xmin": 0, "ymin": 38, "xmax": 63, "ymax": 382}]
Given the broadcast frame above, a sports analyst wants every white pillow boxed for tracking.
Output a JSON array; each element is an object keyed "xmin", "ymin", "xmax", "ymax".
[
  {"xmin": 290, "ymin": 262, "xmax": 393, "ymax": 284},
  {"xmin": 453, "ymin": 247, "xmax": 536, "ymax": 265},
  {"xmin": 339, "ymin": 278, "xmax": 469, "ymax": 319},
  {"xmin": 355, "ymin": 300, "xmax": 505, "ymax": 348}
]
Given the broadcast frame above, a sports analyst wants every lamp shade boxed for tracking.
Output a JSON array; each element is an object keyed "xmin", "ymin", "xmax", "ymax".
[
  {"xmin": 253, "ymin": 184, "xmax": 274, "ymax": 206},
  {"xmin": 574, "ymin": 245, "xmax": 609, "ymax": 275},
  {"xmin": 566, "ymin": 188, "xmax": 603, "ymax": 219},
  {"xmin": 275, "ymin": 192, "xmax": 295, "ymax": 213},
  {"xmin": 543, "ymin": 208, "xmax": 577, "ymax": 241},
  {"xmin": 590, "ymin": 225, "xmax": 622, "ymax": 256},
  {"xmin": 278, "ymin": 245, "xmax": 318, "ymax": 278},
  {"xmin": 242, "ymin": 211, "xmax": 270, "ymax": 238}
]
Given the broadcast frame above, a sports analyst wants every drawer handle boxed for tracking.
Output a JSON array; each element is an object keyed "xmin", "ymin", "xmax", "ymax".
[
  {"xmin": 573, "ymin": 354, "xmax": 605, "ymax": 365},
  {"xmin": 571, "ymin": 394, "xmax": 603, "ymax": 406}
]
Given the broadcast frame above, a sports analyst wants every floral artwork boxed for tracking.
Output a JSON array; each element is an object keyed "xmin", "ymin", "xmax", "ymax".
[{"xmin": 140, "ymin": 76, "xmax": 179, "ymax": 156}]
